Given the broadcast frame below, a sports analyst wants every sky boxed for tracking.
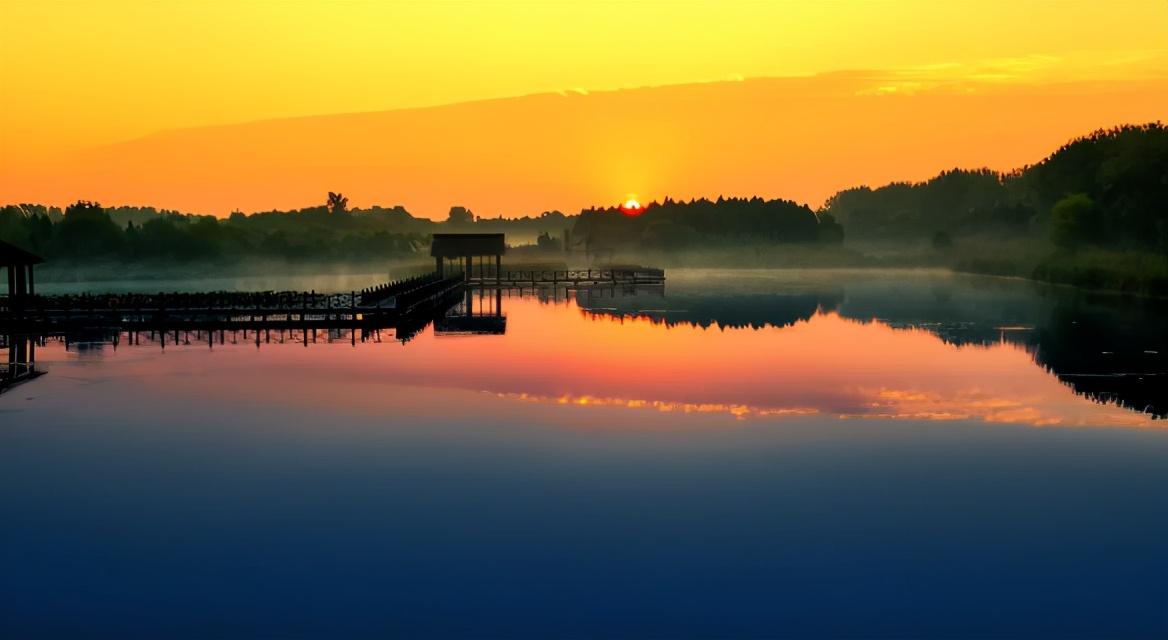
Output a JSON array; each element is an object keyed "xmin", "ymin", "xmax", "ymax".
[{"xmin": 2, "ymin": 0, "xmax": 1166, "ymax": 216}]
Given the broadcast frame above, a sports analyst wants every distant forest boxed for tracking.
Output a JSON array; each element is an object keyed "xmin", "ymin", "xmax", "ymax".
[
  {"xmin": 0, "ymin": 197, "xmax": 572, "ymax": 264},
  {"xmin": 824, "ymin": 123, "xmax": 1167, "ymax": 255},
  {"xmin": 571, "ymin": 197, "xmax": 844, "ymax": 256},
  {"xmin": 823, "ymin": 123, "xmax": 1167, "ymax": 293},
  {"xmin": 1, "ymin": 123, "xmax": 1165, "ymax": 293},
  {"xmin": 0, "ymin": 193, "xmax": 843, "ymax": 266}
]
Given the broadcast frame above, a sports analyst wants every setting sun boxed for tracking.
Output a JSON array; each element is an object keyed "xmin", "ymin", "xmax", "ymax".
[{"xmin": 622, "ymin": 198, "xmax": 642, "ymax": 214}]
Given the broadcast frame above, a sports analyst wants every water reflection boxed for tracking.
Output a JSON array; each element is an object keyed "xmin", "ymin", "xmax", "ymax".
[
  {"xmin": 434, "ymin": 287, "xmax": 507, "ymax": 335},
  {"xmin": 5, "ymin": 272, "xmax": 1165, "ymax": 639},
  {"xmin": 8, "ymin": 272, "xmax": 1165, "ymax": 424},
  {"xmin": 565, "ymin": 272, "xmax": 1166, "ymax": 420},
  {"xmin": 0, "ymin": 333, "xmax": 42, "ymax": 394}
]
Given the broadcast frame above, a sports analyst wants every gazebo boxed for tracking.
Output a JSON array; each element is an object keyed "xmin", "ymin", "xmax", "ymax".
[
  {"xmin": 431, "ymin": 233, "xmax": 505, "ymax": 281},
  {"xmin": 1, "ymin": 240, "xmax": 43, "ymax": 310}
]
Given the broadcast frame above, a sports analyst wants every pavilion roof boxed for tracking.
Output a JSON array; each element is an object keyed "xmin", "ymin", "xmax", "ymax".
[
  {"xmin": 0, "ymin": 240, "xmax": 44, "ymax": 265},
  {"xmin": 430, "ymin": 233, "xmax": 506, "ymax": 258}
]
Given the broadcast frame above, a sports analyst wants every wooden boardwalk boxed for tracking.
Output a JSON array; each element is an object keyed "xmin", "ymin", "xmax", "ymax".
[
  {"xmin": 1, "ymin": 266, "xmax": 668, "ymax": 335},
  {"xmin": 0, "ymin": 273, "xmax": 466, "ymax": 332}
]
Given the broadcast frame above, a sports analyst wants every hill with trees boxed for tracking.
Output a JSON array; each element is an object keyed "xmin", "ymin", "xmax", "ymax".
[
  {"xmin": 824, "ymin": 123, "xmax": 1166, "ymax": 252},
  {"xmin": 821, "ymin": 123, "xmax": 1167, "ymax": 294}
]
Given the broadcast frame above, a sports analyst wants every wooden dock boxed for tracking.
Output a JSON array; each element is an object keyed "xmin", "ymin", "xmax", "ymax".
[
  {"xmin": 0, "ymin": 273, "xmax": 466, "ymax": 333},
  {"xmin": 1, "ymin": 265, "xmax": 668, "ymax": 337}
]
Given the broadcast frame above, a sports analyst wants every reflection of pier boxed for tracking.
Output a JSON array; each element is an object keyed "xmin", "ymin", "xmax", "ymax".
[
  {"xmin": 435, "ymin": 287, "xmax": 507, "ymax": 335},
  {"xmin": 1, "ymin": 334, "xmax": 42, "ymax": 395}
]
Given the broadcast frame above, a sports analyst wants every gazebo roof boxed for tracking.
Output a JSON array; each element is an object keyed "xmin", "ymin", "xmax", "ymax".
[
  {"xmin": 0, "ymin": 240, "xmax": 44, "ymax": 265},
  {"xmin": 430, "ymin": 233, "xmax": 506, "ymax": 258}
]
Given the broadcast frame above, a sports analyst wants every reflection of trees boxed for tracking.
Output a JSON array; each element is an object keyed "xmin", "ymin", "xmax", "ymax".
[
  {"xmin": 1031, "ymin": 300, "xmax": 1167, "ymax": 418},
  {"xmin": 857, "ymin": 291, "xmax": 1166, "ymax": 419},
  {"xmin": 575, "ymin": 281, "xmax": 1167, "ymax": 419},
  {"xmin": 575, "ymin": 288, "xmax": 843, "ymax": 331}
]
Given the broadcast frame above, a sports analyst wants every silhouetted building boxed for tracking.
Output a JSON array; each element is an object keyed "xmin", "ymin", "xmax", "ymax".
[
  {"xmin": 431, "ymin": 233, "xmax": 505, "ymax": 281},
  {"xmin": 1, "ymin": 240, "xmax": 43, "ymax": 311}
]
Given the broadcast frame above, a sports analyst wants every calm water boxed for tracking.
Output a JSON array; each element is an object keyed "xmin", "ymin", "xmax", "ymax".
[{"xmin": 3, "ymin": 269, "xmax": 1166, "ymax": 638}]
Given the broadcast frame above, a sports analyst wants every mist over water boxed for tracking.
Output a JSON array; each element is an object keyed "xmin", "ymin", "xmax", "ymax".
[{"xmin": 34, "ymin": 262, "xmax": 427, "ymax": 295}]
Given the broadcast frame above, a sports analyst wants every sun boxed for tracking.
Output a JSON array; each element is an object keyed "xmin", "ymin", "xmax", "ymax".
[{"xmin": 621, "ymin": 197, "xmax": 642, "ymax": 215}]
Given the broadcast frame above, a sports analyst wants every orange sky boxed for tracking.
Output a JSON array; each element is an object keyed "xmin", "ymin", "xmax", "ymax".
[{"xmin": 2, "ymin": 1, "xmax": 1167, "ymax": 217}]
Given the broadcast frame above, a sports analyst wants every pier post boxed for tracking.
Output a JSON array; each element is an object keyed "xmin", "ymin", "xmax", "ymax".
[
  {"xmin": 13, "ymin": 263, "xmax": 26, "ymax": 309},
  {"xmin": 5, "ymin": 265, "xmax": 12, "ymax": 302}
]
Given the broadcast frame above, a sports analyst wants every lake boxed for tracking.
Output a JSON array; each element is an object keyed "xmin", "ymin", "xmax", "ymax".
[{"xmin": 3, "ymin": 269, "xmax": 1166, "ymax": 638}]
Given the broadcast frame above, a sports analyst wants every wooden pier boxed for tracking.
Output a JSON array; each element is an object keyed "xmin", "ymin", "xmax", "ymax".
[
  {"xmin": 0, "ymin": 273, "xmax": 466, "ymax": 333},
  {"xmin": 1, "ymin": 234, "xmax": 669, "ymax": 396}
]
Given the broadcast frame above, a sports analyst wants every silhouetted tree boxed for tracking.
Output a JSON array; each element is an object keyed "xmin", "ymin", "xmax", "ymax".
[
  {"xmin": 446, "ymin": 206, "xmax": 475, "ymax": 226},
  {"xmin": 817, "ymin": 213, "xmax": 845, "ymax": 244},
  {"xmin": 53, "ymin": 200, "xmax": 124, "ymax": 259},
  {"xmin": 326, "ymin": 192, "xmax": 348, "ymax": 215},
  {"xmin": 1050, "ymin": 194, "xmax": 1099, "ymax": 251}
]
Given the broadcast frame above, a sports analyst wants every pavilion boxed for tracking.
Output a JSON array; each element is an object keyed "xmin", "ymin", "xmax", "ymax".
[
  {"xmin": 431, "ymin": 233, "xmax": 505, "ymax": 281},
  {"xmin": 0, "ymin": 240, "xmax": 43, "ymax": 311}
]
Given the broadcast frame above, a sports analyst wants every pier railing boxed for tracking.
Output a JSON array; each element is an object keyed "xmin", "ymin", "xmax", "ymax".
[
  {"xmin": 17, "ymin": 290, "xmax": 363, "ymax": 316},
  {"xmin": 0, "ymin": 272, "xmax": 471, "ymax": 332},
  {"xmin": 470, "ymin": 268, "xmax": 665, "ymax": 285},
  {"xmin": 359, "ymin": 272, "xmax": 445, "ymax": 306}
]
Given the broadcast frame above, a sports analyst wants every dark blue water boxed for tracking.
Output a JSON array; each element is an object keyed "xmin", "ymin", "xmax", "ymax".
[{"xmin": 3, "ymin": 271, "xmax": 1166, "ymax": 638}]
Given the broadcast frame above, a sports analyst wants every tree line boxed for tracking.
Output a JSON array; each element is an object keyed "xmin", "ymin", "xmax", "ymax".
[
  {"xmin": 820, "ymin": 123, "xmax": 1167, "ymax": 294},
  {"xmin": 822, "ymin": 123, "xmax": 1168, "ymax": 256},
  {"xmin": 1, "ymin": 123, "xmax": 1163, "ymax": 288},
  {"xmin": 570, "ymin": 196, "xmax": 845, "ymax": 256},
  {"xmin": 0, "ymin": 199, "xmax": 573, "ymax": 264}
]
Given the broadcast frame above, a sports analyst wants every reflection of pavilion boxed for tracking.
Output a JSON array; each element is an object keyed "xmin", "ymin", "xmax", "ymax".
[
  {"xmin": 1, "ymin": 334, "xmax": 41, "ymax": 395},
  {"xmin": 435, "ymin": 286, "xmax": 507, "ymax": 335},
  {"xmin": 1, "ymin": 243, "xmax": 46, "ymax": 393}
]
